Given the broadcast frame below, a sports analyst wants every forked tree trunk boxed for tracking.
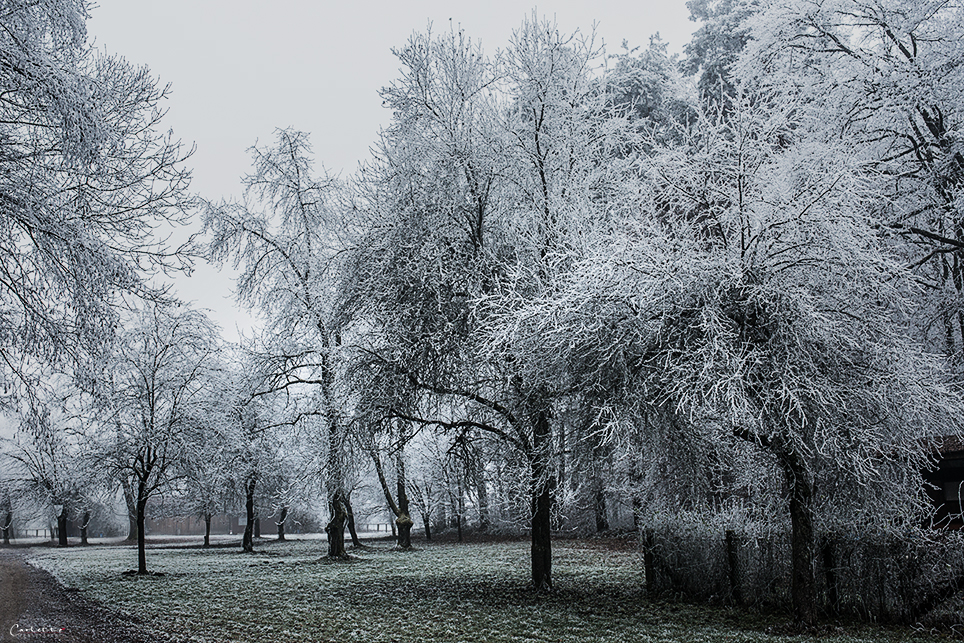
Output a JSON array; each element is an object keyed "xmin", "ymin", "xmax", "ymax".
[
  {"xmin": 203, "ymin": 514, "xmax": 212, "ymax": 547},
  {"xmin": 372, "ymin": 445, "xmax": 413, "ymax": 549},
  {"xmin": 531, "ymin": 408, "xmax": 553, "ymax": 592},
  {"xmin": 276, "ymin": 506, "xmax": 287, "ymax": 541}
]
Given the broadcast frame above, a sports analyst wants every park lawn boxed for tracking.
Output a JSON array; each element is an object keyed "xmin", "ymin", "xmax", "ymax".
[{"xmin": 28, "ymin": 538, "xmax": 949, "ymax": 643}]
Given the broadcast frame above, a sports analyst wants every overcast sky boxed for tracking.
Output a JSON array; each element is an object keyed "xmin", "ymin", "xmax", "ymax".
[{"xmin": 87, "ymin": 1, "xmax": 697, "ymax": 341}]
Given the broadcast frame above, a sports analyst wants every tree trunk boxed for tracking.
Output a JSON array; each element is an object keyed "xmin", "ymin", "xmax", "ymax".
[
  {"xmin": 782, "ymin": 452, "xmax": 817, "ymax": 625},
  {"xmin": 396, "ymin": 458, "xmax": 413, "ymax": 549},
  {"xmin": 136, "ymin": 481, "xmax": 148, "ymax": 575},
  {"xmin": 254, "ymin": 513, "xmax": 261, "ymax": 539},
  {"xmin": 474, "ymin": 464, "xmax": 489, "ymax": 532},
  {"xmin": 276, "ymin": 506, "xmax": 287, "ymax": 541},
  {"xmin": 594, "ymin": 483, "xmax": 609, "ymax": 533},
  {"xmin": 326, "ymin": 490, "xmax": 348, "ymax": 558},
  {"xmin": 643, "ymin": 528, "xmax": 657, "ymax": 595},
  {"xmin": 320, "ymin": 338, "xmax": 349, "ymax": 558},
  {"xmin": 2, "ymin": 511, "xmax": 11, "ymax": 545},
  {"xmin": 242, "ymin": 477, "xmax": 256, "ymax": 553},
  {"xmin": 203, "ymin": 514, "xmax": 212, "ymax": 547},
  {"xmin": 531, "ymin": 407, "xmax": 553, "ymax": 592},
  {"xmin": 455, "ymin": 488, "xmax": 463, "ymax": 543},
  {"xmin": 57, "ymin": 508, "xmax": 68, "ymax": 547},
  {"xmin": 422, "ymin": 512, "xmax": 432, "ymax": 541},
  {"xmin": 80, "ymin": 510, "xmax": 90, "ymax": 546},
  {"xmin": 345, "ymin": 494, "xmax": 360, "ymax": 547},
  {"xmin": 372, "ymin": 444, "xmax": 414, "ymax": 549}
]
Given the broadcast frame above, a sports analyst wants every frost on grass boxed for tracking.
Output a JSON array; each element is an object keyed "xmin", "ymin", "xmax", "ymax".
[{"xmin": 28, "ymin": 541, "xmax": 947, "ymax": 643}]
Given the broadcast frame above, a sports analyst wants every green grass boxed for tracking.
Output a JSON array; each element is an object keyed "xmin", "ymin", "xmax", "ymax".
[{"xmin": 27, "ymin": 538, "xmax": 954, "ymax": 643}]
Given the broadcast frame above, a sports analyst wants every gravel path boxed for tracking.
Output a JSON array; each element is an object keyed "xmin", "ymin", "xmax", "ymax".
[{"xmin": 0, "ymin": 549, "xmax": 155, "ymax": 643}]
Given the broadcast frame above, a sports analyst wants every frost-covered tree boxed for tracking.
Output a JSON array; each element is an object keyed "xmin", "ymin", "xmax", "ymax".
[
  {"xmin": 213, "ymin": 353, "xmax": 295, "ymax": 553},
  {"xmin": 344, "ymin": 16, "xmax": 640, "ymax": 590},
  {"xmin": 103, "ymin": 305, "xmax": 220, "ymax": 574},
  {"xmin": 491, "ymin": 95, "xmax": 964, "ymax": 622},
  {"xmin": 204, "ymin": 130, "xmax": 355, "ymax": 558},
  {"xmin": 738, "ymin": 0, "xmax": 964, "ymax": 367},
  {"xmin": 2, "ymin": 392, "xmax": 96, "ymax": 547},
  {"xmin": 684, "ymin": 0, "xmax": 758, "ymax": 105},
  {"xmin": 0, "ymin": 0, "xmax": 193, "ymax": 388},
  {"xmin": 179, "ymin": 417, "xmax": 231, "ymax": 547}
]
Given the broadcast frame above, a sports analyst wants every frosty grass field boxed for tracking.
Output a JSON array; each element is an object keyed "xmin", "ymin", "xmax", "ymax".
[{"xmin": 28, "ymin": 539, "xmax": 951, "ymax": 643}]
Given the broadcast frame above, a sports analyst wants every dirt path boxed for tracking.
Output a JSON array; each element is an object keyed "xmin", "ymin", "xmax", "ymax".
[{"xmin": 0, "ymin": 550, "xmax": 155, "ymax": 643}]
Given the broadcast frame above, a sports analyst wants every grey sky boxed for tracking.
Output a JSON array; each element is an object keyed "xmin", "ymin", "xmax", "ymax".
[{"xmin": 87, "ymin": 1, "xmax": 697, "ymax": 341}]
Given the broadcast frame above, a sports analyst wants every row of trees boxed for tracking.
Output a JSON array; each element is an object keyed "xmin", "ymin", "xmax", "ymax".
[
  {"xmin": 200, "ymin": 1, "xmax": 964, "ymax": 622},
  {"xmin": 2, "ymin": 0, "xmax": 964, "ymax": 627}
]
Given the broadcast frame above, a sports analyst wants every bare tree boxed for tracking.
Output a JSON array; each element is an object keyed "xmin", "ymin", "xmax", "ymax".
[{"xmin": 103, "ymin": 305, "xmax": 220, "ymax": 574}]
